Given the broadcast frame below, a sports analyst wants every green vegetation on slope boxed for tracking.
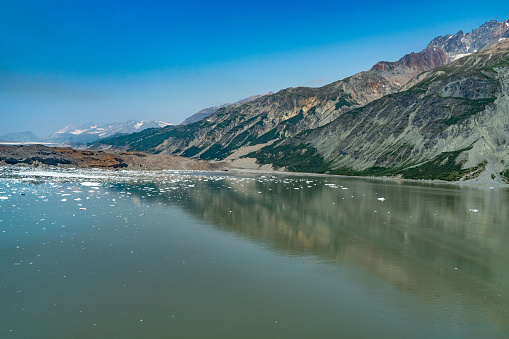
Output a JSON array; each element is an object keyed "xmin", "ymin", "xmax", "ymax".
[
  {"xmin": 335, "ymin": 94, "xmax": 357, "ymax": 110},
  {"xmin": 329, "ymin": 148, "xmax": 487, "ymax": 181},
  {"xmin": 249, "ymin": 143, "xmax": 488, "ymax": 182},
  {"xmin": 247, "ymin": 143, "xmax": 330, "ymax": 173},
  {"xmin": 400, "ymin": 148, "xmax": 478, "ymax": 181}
]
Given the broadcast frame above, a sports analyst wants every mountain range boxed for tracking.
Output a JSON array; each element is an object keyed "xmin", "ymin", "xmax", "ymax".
[
  {"xmin": 45, "ymin": 120, "xmax": 172, "ymax": 144},
  {"xmin": 0, "ymin": 131, "xmax": 42, "ymax": 143},
  {"xmin": 0, "ymin": 120, "xmax": 172, "ymax": 145},
  {"xmin": 92, "ymin": 18, "xmax": 509, "ymax": 183},
  {"xmin": 1, "ymin": 93, "xmax": 277, "ymax": 144}
]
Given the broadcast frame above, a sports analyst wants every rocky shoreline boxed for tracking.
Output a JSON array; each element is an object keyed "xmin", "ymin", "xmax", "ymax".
[
  {"xmin": 0, "ymin": 144, "xmax": 229, "ymax": 171},
  {"xmin": 2, "ymin": 144, "xmax": 507, "ymax": 188}
]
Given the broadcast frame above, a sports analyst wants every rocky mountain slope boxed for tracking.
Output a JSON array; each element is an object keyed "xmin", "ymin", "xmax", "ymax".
[
  {"xmin": 93, "ymin": 45, "xmax": 448, "ymax": 155},
  {"xmin": 92, "ymin": 19, "xmax": 509, "ymax": 182},
  {"xmin": 428, "ymin": 19, "xmax": 509, "ymax": 62},
  {"xmin": 180, "ymin": 92, "xmax": 274, "ymax": 125},
  {"xmin": 180, "ymin": 106, "xmax": 227, "ymax": 126},
  {"xmin": 249, "ymin": 39, "xmax": 509, "ymax": 183}
]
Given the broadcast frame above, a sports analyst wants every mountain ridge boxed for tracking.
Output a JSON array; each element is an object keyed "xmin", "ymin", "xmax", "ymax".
[
  {"xmin": 180, "ymin": 92, "xmax": 274, "ymax": 125},
  {"xmin": 0, "ymin": 131, "xmax": 42, "ymax": 143},
  {"xmin": 92, "ymin": 44, "xmax": 450, "ymax": 156},
  {"xmin": 46, "ymin": 120, "xmax": 172, "ymax": 143},
  {"xmin": 0, "ymin": 120, "xmax": 172, "ymax": 145},
  {"xmin": 91, "ymin": 18, "xmax": 509, "ymax": 183},
  {"xmin": 248, "ymin": 39, "xmax": 509, "ymax": 182},
  {"xmin": 428, "ymin": 19, "xmax": 509, "ymax": 62}
]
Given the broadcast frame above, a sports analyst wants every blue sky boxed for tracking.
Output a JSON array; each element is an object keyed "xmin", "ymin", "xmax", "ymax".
[{"xmin": 1, "ymin": 0, "xmax": 509, "ymax": 136}]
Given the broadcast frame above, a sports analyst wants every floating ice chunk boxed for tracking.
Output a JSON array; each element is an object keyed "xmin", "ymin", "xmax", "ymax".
[
  {"xmin": 377, "ymin": 197, "xmax": 385, "ymax": 201},
  {"xmin": 0, "ymin": 196, "xmax": 8, "ymax": 200},
  {"xmin": 468, "ymin": 208, "xmax": 479, "ymax": 213},
  {"xmin": 61, "ymin": 198, "xmax": 67, "ymax": 202},
  {"xmin": 81, "ymin": 182, "xmax": 101, "ymax": 187}
]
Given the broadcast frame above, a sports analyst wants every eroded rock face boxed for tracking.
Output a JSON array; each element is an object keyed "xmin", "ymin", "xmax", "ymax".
[
  {"xmin": 93, "ymin": 44, "xmax": 448, "ymax": 161},
  {"xmin": 249, "ymin": 40, "xmax": 509, "ymax": 182}
]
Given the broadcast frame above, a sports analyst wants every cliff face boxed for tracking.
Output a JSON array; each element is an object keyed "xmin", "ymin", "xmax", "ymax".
[{"xmin": 249, "ymin": 40, "xmax": 509, "ymax": 182}]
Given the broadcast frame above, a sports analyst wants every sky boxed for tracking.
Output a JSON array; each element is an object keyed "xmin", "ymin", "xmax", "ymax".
[{"xmin": 1, "ymin": 0, "xmax": 509, "ymax": 137}]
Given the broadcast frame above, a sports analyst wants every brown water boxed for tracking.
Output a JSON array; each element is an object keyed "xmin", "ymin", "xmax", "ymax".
[{"xmin": 1, "ymin": 168, "xmax": 508, "ymax": 338}]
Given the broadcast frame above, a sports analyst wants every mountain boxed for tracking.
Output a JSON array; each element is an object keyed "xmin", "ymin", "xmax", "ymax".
[
  {"xmin": 180, "ymin": 105, "xmax": 229, "ymax": 126},
  {"xmin": 180, "ymin": 92, "xmax": 274, "ymax": 125},
  {"xmin": 0, "ymin": 131, "xmax": 41, "ymax": 143},
  {"xmin": 46, "ymin": 120, "xmax": 172, "ymax": 144},
  {"xmin": 248, "ymin": 39, "xmax": 509, "ymax": 183},
  {"xmin": 91, "ymin": 19, "xmax": 509, "ymax": 183},
  {"xmin": 428, "ymin": 19, "xmax": 509, "ymax": 62},
  {"xmin": 92, "ymin": 45, "xmax": 448, "ymax": 154}
]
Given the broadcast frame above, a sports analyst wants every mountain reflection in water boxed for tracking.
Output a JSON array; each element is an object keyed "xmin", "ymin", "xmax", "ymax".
[
  {"xmin": 119, "ymin": 174, "xmax": 509, "ymax": 334},
  {"xmin": 3, "ymin": 167, "xmax": 507, "ymax": 337}
]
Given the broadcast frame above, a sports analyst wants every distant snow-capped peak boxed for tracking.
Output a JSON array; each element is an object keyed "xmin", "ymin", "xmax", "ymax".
[
  {"xmin": 133, "ymin": 120, "xmax": 172, "ymax": 130},
  {"xmin": 56, "ymin": 124, "xmax": 78, "ymax": 134},
  {"xmin": 46, "ymin": 120, "xmax": 173, "ymax": 143}
]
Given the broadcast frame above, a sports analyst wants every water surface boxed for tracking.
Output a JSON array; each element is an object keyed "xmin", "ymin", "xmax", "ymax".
[{"xmin": 1, "ymin": 167, "xmax": 508, "ymax": 338}]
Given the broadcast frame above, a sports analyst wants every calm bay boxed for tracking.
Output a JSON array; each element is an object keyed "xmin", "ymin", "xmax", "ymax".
[{"xmin": 1, "ymin": 167, "xmax": 508, "ymax": 338}]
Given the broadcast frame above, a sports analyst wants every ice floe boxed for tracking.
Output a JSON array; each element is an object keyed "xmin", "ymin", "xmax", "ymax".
[{"xmin": 81, "ymin": 182, "xmax": 101, "ymax": 187}]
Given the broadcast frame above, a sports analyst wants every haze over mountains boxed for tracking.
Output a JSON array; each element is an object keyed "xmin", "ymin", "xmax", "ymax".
[
  {"xmin": 0, "ymin": 120, "xmax": 172, "ymax": 145},
  {"xmin": 0, "ymin": 131, "xmax": 42, "ymax": 143},
  {"xmin": 180, "ymin": 93, "xmax": 274, "ymax": 125},
  {"xmin": 92, "ymin": 18, "xmax": 509, "ymax": 183},
  {"xmin": 45, "ymin": 120, "xmax": 172, "ymax": 144},
  {"xmin": 1, "ymin": 93, "xmax": 276, "ymax": 144}
]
